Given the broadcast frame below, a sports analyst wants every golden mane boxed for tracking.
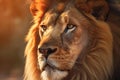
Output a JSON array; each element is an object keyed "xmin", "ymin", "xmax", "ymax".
[
  {"xmin": 24, "ymin": 0, "xmax": 120, "ymax": 80},
  {"xmin": 29, "ymin": 0, "xmax": 109, "ymax": 21}
]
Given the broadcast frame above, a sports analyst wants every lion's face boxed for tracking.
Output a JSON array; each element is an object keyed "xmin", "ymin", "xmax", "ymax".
[{"xmin": 37, "ymin": 7, "xmax": 88, "ymax": 80}]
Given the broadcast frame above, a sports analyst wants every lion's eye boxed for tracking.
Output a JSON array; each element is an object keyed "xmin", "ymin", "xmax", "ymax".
[
  {"xmin": 41, "ymin": 25, "xmax": 47, "ymax": 31},
  {"xmin": 64, "ymin": 24, "xmax": 76, "ymax": 33}
]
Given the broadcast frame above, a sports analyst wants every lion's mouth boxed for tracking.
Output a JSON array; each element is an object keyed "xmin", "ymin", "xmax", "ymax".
[
  {"xmin": 42, "ymin": 62, "xmax": 57, "ymax": 71},
  {"xmin": 39, "ymin": 59, "xmax": 66, "ymax": 72}
]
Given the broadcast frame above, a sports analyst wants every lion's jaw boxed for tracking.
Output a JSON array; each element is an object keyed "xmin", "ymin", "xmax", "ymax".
[{"xmin": 37, "ymin": 8, "xmax": 88, "ymax": 80}]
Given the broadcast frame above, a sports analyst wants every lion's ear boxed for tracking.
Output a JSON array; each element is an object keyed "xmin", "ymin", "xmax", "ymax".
[
  {"xmin": 30, "ymin": 0, "xmax": 51, "ymax": 16},
  {"xmin": 75, "ymin": 0, "xmax": 109, "ymax": 20},
  {"xmin": 30, "ymin": 2, "xmax": 38, "ymax": 16},
  {"xmin": 90, "ymin": 1, "xmax": 109, "ymax": 20}
]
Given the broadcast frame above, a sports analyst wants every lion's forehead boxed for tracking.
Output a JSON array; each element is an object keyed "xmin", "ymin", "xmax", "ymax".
[
  {"xmin": 41, "ymin": 12, "xmax": 58, "ymax": 26},
  {"xmin": 42, "ymin": 12, "xmax": 67, "ymax": 25},
  {"xmin": 41, "ymin": 8, "xmax": 87, "ymax": 29}
]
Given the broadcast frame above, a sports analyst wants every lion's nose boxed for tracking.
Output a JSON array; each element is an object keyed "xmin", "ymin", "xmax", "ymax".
[{"xmin": 38, "ymin": 47, "xmax": 57, "ymax": 58}]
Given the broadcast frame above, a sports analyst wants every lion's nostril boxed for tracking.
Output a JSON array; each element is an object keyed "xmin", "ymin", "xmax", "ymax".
[
  {"xmin": 47, "ymin": 48, "xmax": 57, "ymax": 54},
  {"xmin": 39, "ymin": 48, "xmax": 48, "ymax": 54},
  {"xmin": 38, "ymin": 47, "xmax": 57, "ymax": 57}
]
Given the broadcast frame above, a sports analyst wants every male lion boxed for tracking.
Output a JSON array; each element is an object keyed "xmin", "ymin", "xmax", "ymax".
[{"xmin": 24, "ymin": 0, "xmax": 120, "ymax": 80}]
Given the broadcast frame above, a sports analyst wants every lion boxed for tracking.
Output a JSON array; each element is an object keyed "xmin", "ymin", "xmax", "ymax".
[{"xmin": 24, "ymin": 0, "xmax": 120, "ymax": 80}]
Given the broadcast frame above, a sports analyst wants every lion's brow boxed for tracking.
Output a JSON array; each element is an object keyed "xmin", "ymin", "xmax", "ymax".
[{"xmin": 43, "ymin": 10, "xmax": 63, "ymax": 26}]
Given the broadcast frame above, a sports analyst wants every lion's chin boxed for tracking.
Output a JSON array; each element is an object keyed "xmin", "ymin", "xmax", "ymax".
[
  {"xmin": 38, "ymin": 58, "xmax": 69, "ymax": 80},
  {"xmin": 41, "ymin": 66, "xmax": 68, "ymax": 80}
]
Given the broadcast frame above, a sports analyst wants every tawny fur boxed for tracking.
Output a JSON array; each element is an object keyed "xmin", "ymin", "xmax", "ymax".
[{"xmin": 24, "ymin": 0, "xmax": 120, "ymax": 80}]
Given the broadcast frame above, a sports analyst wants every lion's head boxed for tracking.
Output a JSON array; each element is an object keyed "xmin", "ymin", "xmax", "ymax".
[{"xmin": 24, "ymin": 0, "xmax": 114, "ymax": 80}]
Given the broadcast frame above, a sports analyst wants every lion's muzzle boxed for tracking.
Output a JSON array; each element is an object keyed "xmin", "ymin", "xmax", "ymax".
[{"xmin": 38, "ymin": 46, "xmax": 57, "ymax": 58}]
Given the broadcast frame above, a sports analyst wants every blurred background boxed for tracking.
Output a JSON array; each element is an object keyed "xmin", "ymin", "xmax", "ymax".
[{"xmin": 0, "ymin": 0, "xmax": 32, "ymax": 80}]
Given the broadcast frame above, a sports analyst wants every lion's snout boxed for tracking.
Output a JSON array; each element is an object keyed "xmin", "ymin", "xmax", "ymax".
[{"xmin": 38, "ymin": 46, "xmax": 58, "ymax": 58}]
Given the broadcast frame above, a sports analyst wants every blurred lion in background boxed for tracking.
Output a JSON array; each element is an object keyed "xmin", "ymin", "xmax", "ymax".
[{"xmin": 24, "ymin": 0, "xmax": 120, "ymax": 80}]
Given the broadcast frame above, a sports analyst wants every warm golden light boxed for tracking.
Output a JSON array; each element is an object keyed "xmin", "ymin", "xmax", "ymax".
[{"xmin": 0, "ymin": 0, "xmax": 31, "ymax": 79}]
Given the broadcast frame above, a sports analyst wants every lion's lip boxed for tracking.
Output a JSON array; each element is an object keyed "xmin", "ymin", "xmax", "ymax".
[
  {"xmin": 38, "ymin": 57, "xmax": 70, "ymax": 72},
  {"xmin": 40, "ymin": 61, "xmax": 67, "ymax": 72},
  {"xmin": 41, "ymin": 61, "xmax": 58, "ymax": 71}
]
